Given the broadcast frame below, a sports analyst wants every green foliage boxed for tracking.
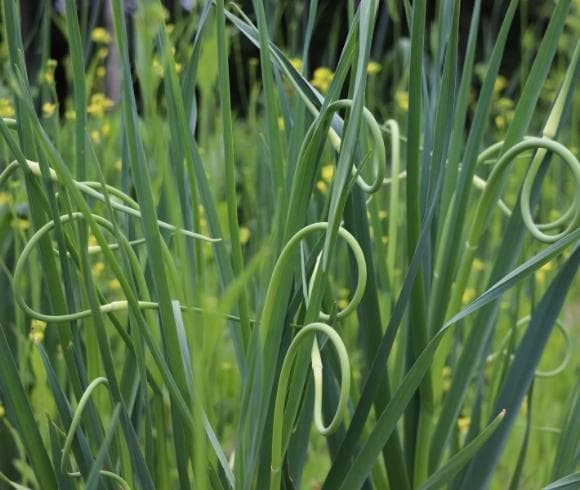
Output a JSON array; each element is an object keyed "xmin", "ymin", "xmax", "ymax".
[{"xmin": 0, "ymin": 0, "xmax": 578, "ymax": 489}]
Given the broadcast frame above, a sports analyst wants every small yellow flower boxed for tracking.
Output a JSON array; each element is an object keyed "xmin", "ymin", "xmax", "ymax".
[
  {"xmin": 90, "ymin": 130, "xmax": 101, "ymax": 144},
  {"xmin": 96, "ymin": 47, "xmax": 109, "ymax": 59},
  {"xmin": 65, "ymin": 110, "xmax": 76, "ymax": 121},
  {"xmin": 473, "ymin": 258, "xmax": 485, "ymax": 272},
  {"xmin": 87, "ymin": 93, "xmax": 114, "ymax": 117},
  {"xmin": 337, "ymin": 298, "xmax": 349, "ymax": 309},
  {"xmin": 42, "ymin": 102, "xmax": 57, "ymax": 118},
  {"xmin": 0, "ymin": 403, "xmax": 5, "ymax": 417},
  {"xmin": 442, "ymin": 366, "xmax": 452, "ymax": 378},
  {"xmin": 152, "ymin": 58, "xmax": 164, "ymax": 77},
  {"xmin": 277, "ymin": 117, "xmax": 285, "ymax": 131},
  {"xmin": 175, "ymin": 62, "xmax": 183, "ymax": 74},
  {"xmin": 30, "ymin": 319, "xmax": 47, "ymax": 344},
  {"xmin": 462, "ymin": 288, "xmax": 476, "ymax": 304},
  {"xmin": 494, "ymin": 115, "xmax": 507, "ymax": 130},
  {"xmin": 12, "ymin": 218, "xmax": 30, "ymax": 231},
  {"xmin": 378, "ymin": 210, "xmax": 387, "ymax": 220},
  {"xmin": 457, "ymin": 416, "xmax": 470, "ymax": 433},
  {"xmin": 108, "ymin": 278, "xmax": 121, "ymax": 291},
  {"xmin": 367, "ymin": 61, "xmax": 382, "ymax": 75},
  {"xmin": 239, "ymin": 226, "xmax": 251, "ymax": 245},
  {"xmin": 0, "ymin": 97, "xmax": 15, "ymax": 118},
  {"xmin": 311, "ymin": 67, "xmax": 334, "ymax": 94},
  {"xmin": 0, "ymin": 192, "xmax": 12, "ymax": 206},
  {"xmin": 92, "ymin": 261, "xmax": 105, "ymax": 277},
  {"xmin": 395, "ymin": 91, "xmax": 409, "ymax": 111},
  {"xmin": 91, "ymin": 27, "xmax": 111, "ymax": 44},
  {"xmin": 289, "ymin": 57, "xmax": 303, "ymax": 72},
  {"xmin": 494, "ymin": 76, "xmax": 507, "ymax": 93},
  {"xmin": 96, "ymin": 66, "xmax": 106, "ymax": 78},
  {"xmin": 321, "ymin": 164, "xmax": 335, "ymax": 182},
  {"xmin": 316, "ymin": 180, "xmax": 328, "ymax": 193}
]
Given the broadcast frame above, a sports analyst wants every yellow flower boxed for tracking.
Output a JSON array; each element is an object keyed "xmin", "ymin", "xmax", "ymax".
[
  {"xmin": 239, "ymin": 226, "xmax": 251, "ymax": 245},
  {"xmin": 494, "ymin": 75, "xmax": 507, "ymax": 93},
  {"xmin": 337, "ymin": 298, "xmax": 349, "ymax": 309},
  {"xmin": 473, "ymin": 258, "xmax": 485, "ymax": 272},
  {"xmin": 321, "ymin": 164, "xmax": 335, "ymax": 182},
  {"xmin": 30, "ymin": 319, "xmax": 47, "ymax": 344},
  {"xmin": 289, "ymin": 57, "xmax": 303, "ymax": 72},
  {"xmin": 316, "ymin": 180, "xmax": 328, "ymax": 193},
  {"xmin": 152, "ymin": 58, "xmax": 164, "ymax": 77},
  {"xmin": 42, "ymin": 102, "xmax": 57, "ymax": 118},
  {"xmin": 91, "ymin": 27, "xmax": 111, "ymax": 44},
  {"xmin": 378, "ymin": 210, "xmax": 387, "ymax": 220},
  {"xmin": 92, "ymin": 261, "xmax": 105, "ymax": 277},
  {"xmin": 367, "ymin": 61, "xmax": 382, "ymax": 75},
  {"xmin": 65, "ymin": 110, "xmax": 76, "ymax": 121},
  {"xmin": 395, "ymin": 91, "xmax": 409, "ymax": 112},
  {"xmin": 12, "ymin": 218, "xmax": 30, "ymax": 231},
  {"xmin": 311, "ymin": 67, "xmax": 334, "ymax": 94},
  {"xmin": 277, "ymin": 116, "xmax": 285, "ymax": 131},
  {"xmin": 462, "ymin": 288, "xmax": 475, "ymax": 304},
  {"xmin": 97, "ymin": 48, "xmax": 109, "ymax": 59},
  {"xmin": 90, "ymin": 130, "xmax": 101, "ymax": 144},
  {"xmin": 108, "ymin": 279, "xmax": 121, "ymax": 291},
  {"xmin": 0, "ymin": 97, "xmax": 15, "ymax": 118},
  {"xmin": 494, "ymin": 115, "xmax": 507, "ymax": 130},
  {"xmin": 457, "ymin": 416, "xmax": 470, "ymax": 433},
  {"xmin": 0, "ymin": 403, "xmax": 5, "ymax": 417},
  {"xmin": 0, "ymin": 192, "xmax": 12, "ymax": 206},
  {"xmin": 96, "ymin": 66, "xmax": 106, "ymax": 78},
  {"xmin": 87, "ymin": 93, "xmax": 114, "ymax": 117}
]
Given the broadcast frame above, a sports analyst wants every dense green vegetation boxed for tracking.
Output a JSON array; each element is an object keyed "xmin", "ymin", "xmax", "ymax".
[{"xmin": 0, "ymin": 0, "xmax": 578, "ymax": 488}]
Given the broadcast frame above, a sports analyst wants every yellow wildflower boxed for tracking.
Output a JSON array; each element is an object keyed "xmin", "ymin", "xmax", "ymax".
[
  {"xmin": 239, "ymin": 226, "xmax": 251, "ymax": 245},
  {"xmin": 0, "ymin": 192, "xmax": 12, "ymax": 206},
  {"xmin": 0, "ymin": 97, "xmax": 15, "ymax": 118},
  {"xmin": 91, "ymin": 27, "xmax": 111, "ymax": 44},
  {"xmin": 42, "ymin": 102, "xmax": 57, "ymax": 118},
  {"xmin": 97, "ymin": 47, "xmax": 109, "ymax": 59},
  {"xmin": 108, "ymin": 279, "xmax": 121, "ymax": 291},
  {"xmin": 494, "ymin": 75, "xmax": 507, "ymax": 93},
  {"xmin": 30, "ymin": 319, "xmax": 47, "ymax": 344},
  {"xmin": 367, "ymin": 61, "xmax": 382, "ymax": 75},
  {"xmin": 321, "ymin": 164, "xmax": 335, "ymax": 182},
  {"xmin": 316, "ymin": 180, "xmax": 328, "ymax": 193},
  {"xmin": 337, "ymin": 298, "xmax": 349, "ymax": 309},
  {"xmin": 90, "ymin": 130, "xmax": 101, "ymax": 144},
  {"xmin": 12, "ymin": 218, "xmax": 30, "ymax": 231},
  {"xmin": 87, "ymin": 93, "xmax": 114, "ymax": 117},
  {"xmin": 289, "ymin": 57, "xmax": 303, "ymax": 72},
  {"xmin": 96, "ymin": 66, "xmax": 106, "ymax": 78},
  {"xmin": 378, "ymin": 210, "xmax": 387, "ymax": 220},
  {"xmin": 494, "ymin": 115, "xmax": 507, "ymax": 130},
  {"xmin": 92, "ymin": 261, "xmax": 105, "ymax": 277},
  {"xmin": 0, "ymin": 403, "xmax": 5, "ymax": 418},
  {"xmin": 152, "ymin": 58, "xmax": 164, "ymax": 77},
  {"xmin": 462, "ymin": 288, "xmax": 475, "ymax": 304},
  {"xmin": 65, "ymin": 110, "xmax": 76, "ymax": 121},
  {"xmin": 311, "ymin": 67, "xmax": 334, "ymax": 94},
  {"xmin": 277, "ymin": 117, "xmax": 285, "ymax": 131},
  {"xmin": 473, "ymin": 258, "xmax": 485, "ymax": 271},
  {"xmin": 395, "ymin": 91, "xmax": 409, "ymax": 111},
  {"xmin": 457, "ymin": 416, "xmax": 470, "ymax": 433}
]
